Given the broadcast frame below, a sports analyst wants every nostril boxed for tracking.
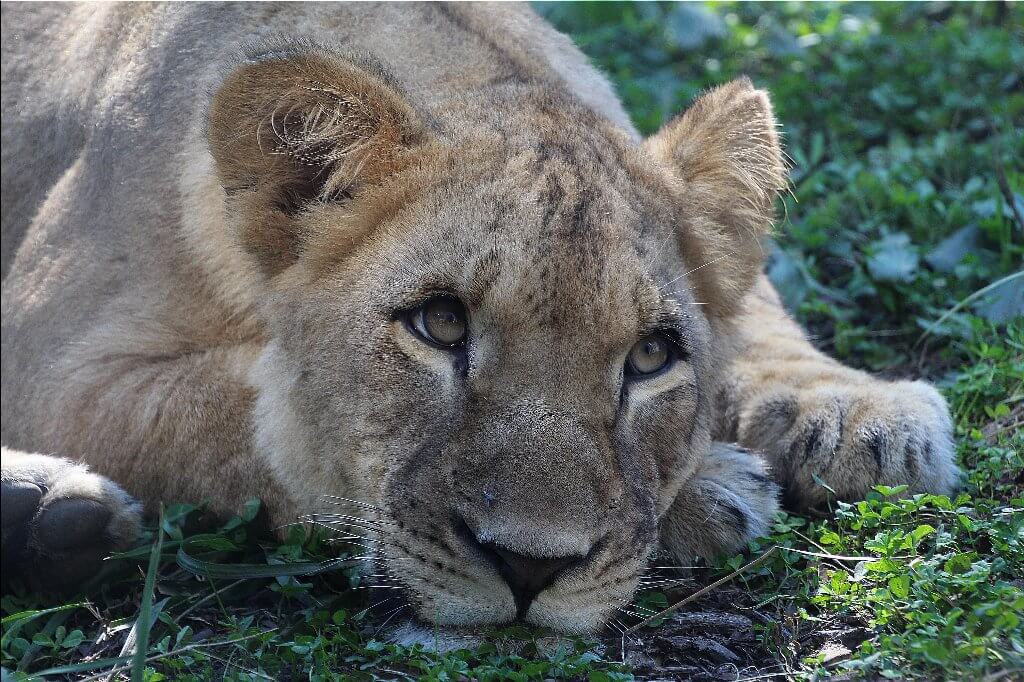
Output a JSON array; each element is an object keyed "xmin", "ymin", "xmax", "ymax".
[
  {"xmin": 490, "ymin": 546, "xmax": 578, "ymax": 589},
  {"xmin": 481, "ymin": 543, "xmax": 584, "ymax": 618},
  {"xmin": 451, "ymin": 514, "xmax": 588, "ymax": 618}
]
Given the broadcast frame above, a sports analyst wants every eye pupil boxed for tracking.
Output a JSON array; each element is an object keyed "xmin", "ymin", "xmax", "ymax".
[
  {"xmin": 410, "ymin": 296, "xmax": 467, "ymax": 348},
  {"xmin": 626, "ymin": 333, "xmax": 674, "ymax": 377}
]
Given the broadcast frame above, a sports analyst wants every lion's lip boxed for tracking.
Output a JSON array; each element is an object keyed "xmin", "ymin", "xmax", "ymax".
[{"xmin": 377, "ymin": 510, "xmax": 651, "ymax": 633}]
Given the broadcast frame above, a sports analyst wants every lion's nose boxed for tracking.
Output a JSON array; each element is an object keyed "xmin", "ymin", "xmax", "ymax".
[{"xmin": 480, "ymin": 542, "xmax": 583, "ymax": 618}]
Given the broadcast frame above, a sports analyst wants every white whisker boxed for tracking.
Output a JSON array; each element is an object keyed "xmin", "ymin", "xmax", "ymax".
[
  {"xmin": 373, "ymin": 604, "xmax": 409, "ymax": 637},
  {"xmin": 321, "ymin": 495, "xmax": 385, "ymax": 512},
  {"xmin": 310, "ymin": 511, "xmax": 393, "ymax": 527}
]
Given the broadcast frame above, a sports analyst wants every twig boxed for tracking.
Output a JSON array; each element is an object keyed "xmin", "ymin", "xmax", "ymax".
[
  {"xmin": 781, "ymin": 546, "xmax": 911, "ymax": 562},
  {"xmin": 197, "ymin": 649, "xmax": 274, "ymax": 681},
  {"xmin": 624, "ymin": 547, "xmax": 779, "ymax": 634},
  {"xmin": 994, "ymin": 146, "xmax": 1024, "ymax": 232},
  {"xmin": 734, "ymin": 672, "xmax": 799, "ymax": 682},
  {"xmin": 916, "ymin": 271, "xmax": 1024, "ymax": 347}
]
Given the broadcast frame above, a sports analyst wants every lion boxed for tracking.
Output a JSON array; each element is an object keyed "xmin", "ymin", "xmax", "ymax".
[{"xmin": 1, "ymin": 3, "xmax": 959, "ymax": 636}]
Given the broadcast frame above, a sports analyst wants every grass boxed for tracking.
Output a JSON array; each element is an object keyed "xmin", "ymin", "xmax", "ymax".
[{"xmin": 2, "ymin": 2, "xmax": 1022, "ymax": 680}]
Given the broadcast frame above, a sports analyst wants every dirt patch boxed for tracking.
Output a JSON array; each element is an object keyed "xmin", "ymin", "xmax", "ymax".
[{"xmin": 605, "ymin": 586, "xmax": 872, "ymax": 681}]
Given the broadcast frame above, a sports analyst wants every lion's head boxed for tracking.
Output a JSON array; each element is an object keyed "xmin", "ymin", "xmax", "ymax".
[{"xmin": 207, "ymin": 46, "xmax": 784, "ymax": 634}]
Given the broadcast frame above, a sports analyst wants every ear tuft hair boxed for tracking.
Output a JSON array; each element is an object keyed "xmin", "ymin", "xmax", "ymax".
[{"xmin": 208, "ymin": 47, "xmax": 431, "ymax": 276}]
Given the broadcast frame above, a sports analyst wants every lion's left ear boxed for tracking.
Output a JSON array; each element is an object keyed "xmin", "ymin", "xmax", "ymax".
[{"xmin": 645, "ymin": 77, "xmax": 786, "ymax": 321}]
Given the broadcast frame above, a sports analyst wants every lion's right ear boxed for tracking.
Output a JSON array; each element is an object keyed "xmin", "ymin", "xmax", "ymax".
[
  {"xmin": 208, "ymin": 49, "xmax": 431, "ymax": 276},
  {"xmin": 645, "ymin": 77, "xmax": 786, "ymax": 322}
]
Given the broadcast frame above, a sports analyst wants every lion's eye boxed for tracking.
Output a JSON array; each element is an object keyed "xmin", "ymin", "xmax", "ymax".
[
  {"xmin": 408, "ymin": 296, "xmax": 468, "ymax": 348},
  {"xmin": 625, "ymin": 333, "xmax": 673, "ymax": 377}
]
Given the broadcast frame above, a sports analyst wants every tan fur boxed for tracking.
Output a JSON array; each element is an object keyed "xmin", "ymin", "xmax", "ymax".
[{"xmin": 1, "ymin": 2, "xmax": 958, "ymax": 636}]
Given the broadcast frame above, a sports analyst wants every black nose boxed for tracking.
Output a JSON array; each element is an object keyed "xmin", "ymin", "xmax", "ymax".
[{"xmin": 480, "ymin": 542, "xmax": 583, "ymax": 618}]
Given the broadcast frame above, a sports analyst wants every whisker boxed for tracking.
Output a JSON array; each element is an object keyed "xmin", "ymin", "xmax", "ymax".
[
  {"xmin": 355, "ymin": 597, "xmax": 396, "ymax": 618},
  {"xmin": 309, "ymin": 511, "xmax": 393, "ymax": 527},
  {"xmin": 321, "ymin": 495, "xmax": 384, "ymax": 512},
  {"xmin": 619, "ymin": 608, "xmax": 653, "ymax": 620},
  {"xmin": 648, "ymin": 565, "xmax": 702, "ymax": 570},
  {"xmin": 303, "ymin": 519, "xmax": 381, "ymax": 538},
  {"xmin": 304, "ymin": 516, "xmax": 385, "ymax": 536},
  {"xmin": 303, "ymin": 522, "xmax": 383, "ymax": 550},
  {"xmin": 607, "ymin": 617, "xmax": 642, "ymax": 647},
  {"xmin": 659, "ymin": 253, "xmax": 734, "ymax": 291},
  {"xmin": 623, "ymin": 602, "xmax": 659, "ymax": 617},
  {"xmin": 323, "ymin": 533, "xmax": 384, "ymax": 547},
  {"xmin": 373, "ymin": 604, "xmax": 409, "ymax": 637},
  {"xmin": 637, "ymin": 578, "xmax": 692, "ymax": 588},
  {"xmin": 329, "ymin": 542, "xmax": 379, "ymax": 555}
]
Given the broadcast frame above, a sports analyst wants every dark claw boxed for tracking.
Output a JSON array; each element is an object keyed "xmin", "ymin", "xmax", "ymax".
[
  {"xmin": 801, "ymin": 421, "xmax": 824, "ymax": 464},
  {"xmin": 1, "ymin": 480, "xmax": 43, "ymax": 530},
  {"xmin": 719, "ymin": 502, "xmax": 749, "ymax": 539},
  {"xmin": 867, "ymin": 432, "xmax": 887, "ymax": 472},
  {"xmin": 904, "ymin": 437, "xmax": 921, "ymax": 482},
  {"xmin": 37, "ymin": 498, "xmax": 112, "ymax": 551}
]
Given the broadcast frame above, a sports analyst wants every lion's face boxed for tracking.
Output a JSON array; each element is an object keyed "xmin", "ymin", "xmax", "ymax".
[
  {"xmin": 212, "ymin": 51, "xmax": 783, "ymax": 633},
  {"xmin": 263, "ymin": 153, "xmax": 716, "ymax": 632}
]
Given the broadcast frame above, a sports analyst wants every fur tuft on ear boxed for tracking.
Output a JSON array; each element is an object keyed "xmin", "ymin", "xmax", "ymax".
[
  {"xmin": 208, "ymin": 46, "xmax": 431, "ymax": 276},
  {"xmin": 645, "ymin": 77, "xmax": 787, "ymax": 321}
]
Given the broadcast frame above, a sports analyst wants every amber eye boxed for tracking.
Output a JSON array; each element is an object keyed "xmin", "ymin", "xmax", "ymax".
[
  {"xmin": 408, "ymin": 296, "xmax": 468, "ymax": 348},
  {"xmin": 625, "ymin": 333, "xmax": 674, "ymax": 377}
]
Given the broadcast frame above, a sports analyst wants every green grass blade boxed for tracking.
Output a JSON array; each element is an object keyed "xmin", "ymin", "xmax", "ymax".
[
  {"xmin": 30, "ymin": 654, "xmax": 134, "ymax": 677},
  {"xmin": 131, "ymin": 506, "xmax": 165, "ymax": 682},
  {"xmin": 175, "ymin": 542, "xmax": 348, "ymax": 580},
  {"xmin": 916, "ymin": 270, "xmax": 1024, "ymax": 345}
]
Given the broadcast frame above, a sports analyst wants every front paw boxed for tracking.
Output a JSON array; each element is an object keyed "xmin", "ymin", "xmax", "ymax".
[
  {"xmin": 661, "ymin": 443, "xmax": 781, "ymax": 562},
  {"xmin": 1, "ymin": 450, "xmax": 142, "ymax": 591},
  {"xmin": 741, "ymin": 380, "xmax": 961, "ymax": 509}
]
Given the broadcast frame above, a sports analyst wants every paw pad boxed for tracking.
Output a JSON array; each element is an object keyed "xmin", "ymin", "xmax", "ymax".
[
  {"xmin": 1, "ymin": 480, "xmax": 43, "ymax": 531},
  {"xmin": 1, "ymin": 453, "xmax": 142, "ymax": 592},
  {"xmin": 37, "ymin": 498, "xmax": 114, "ymax": 551}
]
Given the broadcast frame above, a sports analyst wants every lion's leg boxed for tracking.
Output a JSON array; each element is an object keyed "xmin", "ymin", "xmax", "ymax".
[
  {"xmin": 9, "ymin": 339, "xmax": 293, "ymax": 529},
  {"xmin": 1, "ymin": 447, "xmax": 142, "ymax": 590},
  {"xmin": 43, "ymin": 342, "xmax": 293, "ymax": 523},
  {"xmin": 2, "ymin": 343, "xmax": 295, "ymax": 592},
  {"xmin": 716, "ymin": 275, "xmax": 961, "ymax": 509},
  {"xmin": 660, "ymin": 443, "xmax": 780, "ymax": 561}
]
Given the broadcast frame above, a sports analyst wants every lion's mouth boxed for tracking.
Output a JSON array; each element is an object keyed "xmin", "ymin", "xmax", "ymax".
[
  {"xmin": 450, "ymin": 514, "xmax": 596, "ymax": 619},
  {"xmin": 309, "ymin": 500, "xmax": 651, "ymax": 634},
  {"xmin": 369, "ymin": 524, "xmax": 647, "ymax": 634}
]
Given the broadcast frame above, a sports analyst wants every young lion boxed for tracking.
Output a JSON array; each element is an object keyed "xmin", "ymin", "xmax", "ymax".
[{"xmin": 1, "ymin": 3, "xmax": 958, "ymax": 635}]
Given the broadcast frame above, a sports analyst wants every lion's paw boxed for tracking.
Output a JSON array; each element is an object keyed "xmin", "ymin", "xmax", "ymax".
[
  {"xmin": 1, "ymin": 449, "xmax": 142, "ymax": 591},
  {"xmin": 740, "ymin": 380, "xmax": 961, "ymax": 509},
  {"xmin": 661, "ymin": 443, "xmax": 781, "ymax": 561}
]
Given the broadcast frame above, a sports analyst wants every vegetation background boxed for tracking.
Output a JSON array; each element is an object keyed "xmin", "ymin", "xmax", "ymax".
[{"xmin": 2, "ymin": 2, "xmax": 1021, "ymax": 680}]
